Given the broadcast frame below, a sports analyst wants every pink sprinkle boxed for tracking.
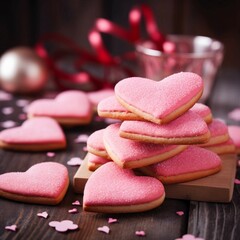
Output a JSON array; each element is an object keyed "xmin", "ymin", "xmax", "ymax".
[
  {"xmin": 74, "ymin": 134, "xmax": 89, "ymax": 143},
  {"xmin": 49, "ymin": 220, "xmax": 78, "ymax": 232},
  {"xmin": 234, "ymin": 179, "xmax": 240, "ymax": 184},
  {"xmin": 97, "ymin": 226, "xmax": 110, "ymax": 234},
  {"xmin": 108, "ymin": 218, "xmax": 118, "ymax": 224},
  {"xmin": 68, "ymin": 208, "xmax": 78, "ymax": 214},
  {"xmin": 67, "ymin": 157, "xmax": 83, "ymax": 166},
  {"xmin": 37, "ymin": 211, "xmax": 48, "ymax": 219},
  {"xmin": 46, "ymin": 152, "xmax": 55, "ymax": 157},
  {"xmin": 18, "ymin": 113, "xmax": 27, "ymax": 120},
  {"xmin": 135, "ymin": 230, "xmax": 146, "ymax": 236},
  {"xmin": 228, "ymin": 108, "xmax": 240, "ymax": 121},
  {"xmin": 2, "ymin": 107, "xmax": 14, "ymax": 115},
  {"xmin": 0, "ymin": 91, "xmax": 12, "ymax": 101},
  {"xmin": 176, "ymin": 211, "xmax": 184, "ymax": 216},
  {"xmin": 72, "ymin": 200, "xmax": 81, "ymax": 206},
  {"xmin": 0, "ymin": 120, "xmax": 17, "ymax": 128},
  {"xmin": 16, "ymin": 99, "xmax": 29, "ymax": 107},
  {"xmin": 5, "ymin": 224, "xmax": 17, "ymax": 232}
]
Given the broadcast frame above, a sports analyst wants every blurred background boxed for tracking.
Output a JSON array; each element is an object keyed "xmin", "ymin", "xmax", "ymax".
[{"xmin": 0, "ymin": 0, "xmax": 239, "ymax": 69}]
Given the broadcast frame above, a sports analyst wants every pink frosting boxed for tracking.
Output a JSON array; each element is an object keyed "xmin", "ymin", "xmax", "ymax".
[
  {"xmin": 207, "ymin": 119, "xmax": 228, "ymax": 137},
  {"xmin": 0, "ymin": 162, "xmax": 69, "ymax": 198},
  {"xmin": 115, "ymin": 72, "xmax": 203, "ymax": 119},
  {"xmin": 27, "ymin": 90, "xmax": 92, "ymax": 118},
  {"xmin": 104, "ymin": 123, "xmax": 180, "ymax": 162},
  {"xmin": 228, "ymin": 125, "xmax": 240, "ymax": 147},
  {"xmin": 98, "ymin": 96, "xmax": 130, "ymax": 113},
  {"xmin": 88, "ymin": 153, "xmax": 111, "ymax": 164},
  {"xmin": 120, "ymin": 110, "xmax": 209, "ymax": 138},
  {"xmin": 190, "ymin": 103, "xmax": 211, "ymax": 119},
  {"xmin": 0, "ymin": 117, "xmax": 65, "ymax": 144},
  {"xmin": 148, "ymin": 146, "xmax": 221, "ymax": 177},
  {"xmin": 83, "ymin": 162, "xmax": 164, "ymax": 206},
  {"xmin": 87, "ymin": 129, "xmax": 105, "ymax": 151},
  {"xmin": 87, "ymin": 89, "xmax": 114, "ymax": 107}
]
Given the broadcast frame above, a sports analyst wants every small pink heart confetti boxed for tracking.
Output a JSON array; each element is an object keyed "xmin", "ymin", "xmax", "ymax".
[
  {"xmin": 72, "ymin": 200, "xmax": 81, "ymax": 206},
  {"xmin": 5, "ymin": 224, "xmax": 17, "ymax": 232},
  {"xmin": 74, "ymin": 134, "xmax": 89, "ymax": 143},
  {"xmin": 175, "ymin": 233, "xmax": 205, "ymax": 240},
  {"xmin": 0, "ymin": 120, "xmax": 17, "ymax": 128},
  {"xmin": 67, "ymin": 157, "xmax": 83, "ymax": 166},
  {"xmin": 16, "ymin": 99, "xmax": 29, "ymax": 107},
  {"xmin": 82, "ymin": 146, "xmax": 88, "ymax": 151},
  {"xmin": 0, "ymin": 91, "xmax": 12, "ymax": 101},
  {"xmin": 49, "ymin": 220, "xmax": 78, "ymax": 232},
  {"xmin": 97, "ymin": 226, "xmax": 110, "ymax": 234},
  {"xmin": 2, "ymin": 107, "xmax": 14, "ymax": 115},
  {"xmin": 228, "ymin": 108, "xmax": 240, "ymax": 121},
  {"xmin": 135, "ymin": 230, "xmax": 146, "ymax": 236},
  {"xmin": 108, "ymin": 218, "xmax": 118, "ymax": 224},
  {"xmin": 46, "ymin": 152, "xmax": 55, "ymax": 157},
  {"xmin": 234, "ymin": 179, "xmax": 240, "ymax": 184},
  {"xmin": 37, "ymin": 211, "xmax": 48, "ymax": 219},
  {"xmin": 68, "ymin": 208, "xmax": 78, "ymax": 214},
  {"xmin": 18, "ymin": 113, "xmax": 27, "ymax": 120},
  {"xmin": 176, "ymin": 211, "xmax": 184, "ymax": 216}
]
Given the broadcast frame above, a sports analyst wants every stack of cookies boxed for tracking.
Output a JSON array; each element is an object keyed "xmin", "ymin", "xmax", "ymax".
[{"xmin": 83, "ymin": 72, "xmax": 234, "ymax": 213}]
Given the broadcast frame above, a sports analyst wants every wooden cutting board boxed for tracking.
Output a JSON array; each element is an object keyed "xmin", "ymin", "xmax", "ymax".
[{"xmin": 73, "ymin": 154, "xmax": 237, "ymax": 203}]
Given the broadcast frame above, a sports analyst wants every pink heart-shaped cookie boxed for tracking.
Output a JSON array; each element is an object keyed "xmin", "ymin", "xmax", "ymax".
[
  {"xmin": 0, "ymin": 162, "xmax": 69, "ymax": 205},
  {"xmin": 0, "ymin": 117, "xmax": 66, "ymax": 151},
  {"xmin": 83, "ymin": 162, "xmax": 165, "ymax": 213},
  {"xmin": 115, "ymin": 72, "xmax": 203, "ymax": 124},
  {"xmin": 27, "ymin": 90, "xmax": 93, "ymax": 126},
  {"xmin": 120, "ymin": 111, "xmax": 210, "ymax": 145},
  {"xmin": 140, "ymin": 146, "xmax": 222, "ymax": 184},
  {"xmin": 104, "ymin": 123, "xmax": 187, "ymax": 169}
]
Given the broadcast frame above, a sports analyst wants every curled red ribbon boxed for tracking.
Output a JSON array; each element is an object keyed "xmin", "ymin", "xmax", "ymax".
[{"xmin": 35, "ymin": 4, "xmax": 165, "ymax": 91}]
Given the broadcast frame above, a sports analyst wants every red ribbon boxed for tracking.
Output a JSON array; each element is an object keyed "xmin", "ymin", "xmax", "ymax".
[{"xmin": 35, "ymin": 4, "xmax": 165, "ymax": 91}]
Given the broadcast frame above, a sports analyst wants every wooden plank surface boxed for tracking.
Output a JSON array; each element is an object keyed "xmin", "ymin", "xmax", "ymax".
[{"xmin": 74, "ymin": 154, "xmax": 236, "ymax": 203}]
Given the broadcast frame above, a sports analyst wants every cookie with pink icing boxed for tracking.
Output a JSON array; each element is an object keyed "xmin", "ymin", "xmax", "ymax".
[
  {"xmin": 0, "ymin": 117, "xmax": 66, "ymax": 151},
  {"xmin": 199, "ymin": 119, "xmax": 229, "ymax": 147},
  {"xmin": 87, "ymin": 129, "xmax": 109, "ymax": 159},
  {"xmin": 87, "ymin": 88, "xmax": 114, "ymax": 109},
  {"xmin": 27, "ymin": 90, "xmax": 93, "ymax": 126},
  {"xmin": 204, "ymin": 139, "xmax": 236, "ymax": 155},
  {"xmin": 115, "ymin": 72, "xmax": 203, "ymax": 124},
  {"xmin": 140, "ymin": 146, "xmax": 222, "ymax": 184},
  {"xmin": 228, "ymin": 125, "xmax": 240, "ymax": 154},
  {"xmin": 83, "ymin": 162, "xmax": 165, "ymax": 213},
  {"xmin": 120, "ymin": 110, "xmax": 210, "ymax": 145},
  {"xmin": 0, "ymin": 162, "xmax": 69, "ymax": 205},
  {"xmin": 87, "ymin": 153, "xmax": 112, "ymax": 171},
  {"xmin": 97, "ymin": 96, "xmax": 140, "ymax": 121},
  {"xmin": 104, "ymin": 123, "xmax": 187, "ymax": 169},
  {"xmin": 190, "ymin": 103, "xmax": 212, "ymax": 124}
]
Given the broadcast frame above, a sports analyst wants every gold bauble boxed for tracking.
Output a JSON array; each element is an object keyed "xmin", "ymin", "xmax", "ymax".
[{"xmin": 0, "ymin": 47, "xmax": 48, "ymax": 94}]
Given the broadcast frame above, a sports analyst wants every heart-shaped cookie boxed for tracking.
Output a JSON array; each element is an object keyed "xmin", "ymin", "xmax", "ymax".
[
  {"xmin": 120, "ymin": 111, "xmax": 210, "ymax": 145},
  {"xmin": 83, "ymin": 162, "xmax": 165, "ymax": 213},
  {"xmin": 0, "ymin": 162, "xmax": 69, "ymax": 205},
  {"xmin": 0, "ymin": 117, "xmax": 66, "ymax": 151},
  {"xmin": 140, "ymin": 146, "xmax": 222, "ymax": 184},
  {"xmin": 115, "ymin": 72, "xmax": 203, "ymax": 124},
  {"xmin": 27, "ymin": 90, "xmax": 93, "ymax": 126},
  {"xmin": 104, "ymin": 123, "xmax": 187, "ymax": 169}
]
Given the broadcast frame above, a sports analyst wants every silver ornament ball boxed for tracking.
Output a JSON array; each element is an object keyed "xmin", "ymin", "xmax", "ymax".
[{"xmin": 0, "ymin": 47, "xmax": 48, "ymax": 93}]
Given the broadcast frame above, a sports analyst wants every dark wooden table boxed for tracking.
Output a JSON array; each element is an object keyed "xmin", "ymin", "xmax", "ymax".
[{"xmin": 0, "ymin": 68, "xmax": 240, "ymax": 240}]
